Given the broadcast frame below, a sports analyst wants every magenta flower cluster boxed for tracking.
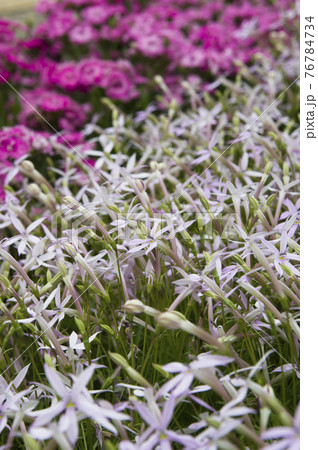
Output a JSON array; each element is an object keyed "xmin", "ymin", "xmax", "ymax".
[
  {"xmin": 0, "ymin": 125, "xmax": 53, "ymax": 199},
  {"xmin": 0, "ymin": 0, "xmax": 296, "ymax": 133}
]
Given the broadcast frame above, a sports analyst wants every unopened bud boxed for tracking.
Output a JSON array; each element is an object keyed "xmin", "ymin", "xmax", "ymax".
[
  {"xmin": 154, "ymin": 75, "xmax": 169, "ymax": 93},
  {"xmin": 57, "ymin": 261, "xmax": 68, "ymax": 277},
  {"xmin": 62, "ymin": 196, "xmax": 80, "ymax": 210},
  {"xmin": 182, "ymin": 230, "xmax": 193, "ymax": 245},
  {"xmin": 169, "ymin": 99, "xmax": 178, "ymax": 118},
  {"xmin": 0, "ymin": 274, "xmax": 10, "ymax": 289},
  {"xmin": 107, "ymin": 204, "xmax": 121, "ymax": 214},
  {"xmin": 163, "ymin": 148, "xmax": 174, "ymax": 158},
  {"xmin": 124, "ymin": 299, "xmax": 145, "ymax": 313},
  {"xmin": 268, "ymin": 131, "xmax": 278, "ymax": 141},
  {"xmin": 46, "ymin": 270, "xmax": 52, "ymax": 283},
  {"xmin": 135, "ymin": 180, "xmax": 144, "ymax": 192},
  {"xmin": 233, "ymin": 114, "xmax": 240, "ymax": 129},
  {"xmin": 150, "ymin": 161, "xmax": 159, "ymax": 171},
  {"xmin": 266, "ymin": 194, "xmax": 277, "ymax": 207},
  {"xmin": 158, "ymin": 162, "xmax": 166, "ymax": 171},
  {"xmin": 41, "ymin": 184, "xmax": 49, "ymax": 195},
  {"xmin": 281, "ymin": 264, "xmax": 294, "ymax": 278},
  {"xmin": 100, "ymin": 324, "xmax": 115, "ymax": 336},
  {"xmin": 22, "ymin": 433, "xmax": 41, "ymax": 450},
  {"xmin": 74, "ymin": 317, "xmax": 85, "ymax": 335},
  {"xmin": 264, "ymin": 161, "xmax": 273, "ymax": 175},
  {"xmin": 112, "ymin": 109, "xmax": 119, "ymax": 123},
  {"xmin": 44, "ymin": 354, "xmax": 54, "ymax": 368},
  {"xmin": 249, "ymin": 196, "xmax": 259, "ymax": 210},
  {"xmin": 137, "ymin": 222, "xmax": 148, "ymax": 237},
  {"xmin": 127, "ymin": 366, "xmax": 152, "ymax": 388},
  {"xmin": 157, "ymin": 311, "xmax": 185, "ymax": 329},
  {"xmin": 199, "ymin": 196, "xmax": 210, "ymax": 211},
  {"xmin": 283, "ymin": 162, "xmax": 289, "ymax": 177},
  {"xmin": 21, "ymin": 160, "xmax": 34, "ymax": 173},
  {"xmin": 203, "ymin": 251, "xmax": 212, "ymax": 263},
  {"xmin": 232, "ymin": 254, "xmax": 245, "ymax": 266},
  {"xmin": 109, "ymin": 352, "xmax": 128, "ymax": 368},
  {"xmin": 27, "ymin": 183, "xmax": 41, "ymax": 197},
  {"xmin": 63, "ymin": 243, "xmax": 77, "ymax": 257}
]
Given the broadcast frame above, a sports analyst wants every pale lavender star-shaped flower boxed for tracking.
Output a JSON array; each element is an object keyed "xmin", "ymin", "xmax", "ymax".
[
  {"xmin": 30, "ymin": 364, "xmax": 129, "ymax": 446},
  {"xmin": 159, "ymin": 354, "xmax": 234, "ymax": 398},
  {"xmin": 261, "ymin": 404, "xmax": 300, "ymax": 450}
]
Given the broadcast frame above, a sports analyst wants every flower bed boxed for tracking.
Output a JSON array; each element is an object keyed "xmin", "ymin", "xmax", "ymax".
[{"xmin": 0, "ymin": 0, "xmax": 299, "ymax": 449}]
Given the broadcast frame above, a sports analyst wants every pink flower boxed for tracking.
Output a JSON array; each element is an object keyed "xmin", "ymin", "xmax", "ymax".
[
  {"xmin": 0, "ymin": 19, "xmax": 23, "ymax": 43},
  {"xmin": 78, "ymin": 58, "xmax": 104, "ymax": 88},
  {"xmin": 0, "ymin": 126, "xmax": 33, "ymax": 159},
  {"xmin": 179, "ymin": 46, "xmax": 205, "ymax": 68},
  {"xmin": 31, "ymin": 132, "xmax": 53, "ymax": 155},
  {"xmin": 61, "ymin": 0, "xmax": 91, "ymax": 6},
  {"xmin": 47, "ymin": 11, "xmax": 77, "ymax": 39},
  {"xmin": 49, "ymin": 62, "xmax": 79, "ymax": 91},
  {"xmin": 56, "ymin": 131, "xmax": 84, "ymax": 146},
  {"xmin": 69, "ymin": 24, "xmax": 97, "ymax": 45},
  {"xmin": 18, "ymin": 89, "xmax": 88, "ymax": 132},
  {"xmin": 136, "ymin": 35, "xmax": 165, "ymax": 57},
  {"xmin": 58, "ymin": 103, "xmax": 90, "ymax": 131},
  {"xmin": 35, "ymin": 0, "xmax": 56, "ymax": 14},
  {"xmin": 99, "ymin": 25, "xmax": 125, "ymax": 41},
  {"xmin": 0, "ymin": 66, "xmax": 10, "ymax": 83},
  {"xmin": 0, "ymin": 125, "xmax": 52, "ymax": 160},
  {"xmin": 38, "ymin": 91, "xmax": 70, "ymax": 112},
  {"xmin": 105, "ymin": 71, "xmax": 136, "ymax": 101},
  {"xmin": 82, "ymin": 5, "xmax": 125, "ymax": 25}
]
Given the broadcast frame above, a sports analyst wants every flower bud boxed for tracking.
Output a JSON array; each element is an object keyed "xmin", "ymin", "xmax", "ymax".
[
  {"xmin": 137, "ymin": 222, "xmax": 148, "ymax": 238},
  {"xmin": 283, "ymin": 162, "xmax": 289, "ymax": 177},
  {"xmin": 41, "ymin": 184, "xmax": 49, "ymax": 195},
  {"xmin": 0, "ymin": 274, "xmax": 10, "ymax": 289},
  {"xmin": 135, "ymin": 180, "xmax": 144, "ymax": 192},
  {"xmin": 264, "ymin": 161, "xmax": 273, "ymax": 175},
  {"xmin": 199, "ymin": 196, "xmax": 210, "ymax": 211},
  {"xmin": 253, "ymin": 106, "xmax": 262, "ymax": 116},
  {"xmin": 150, "ymin": 161, "xmax": 159, "ymax": 171},
  {"xmin": 154, "ymin": 75, "xmax": 165, "ymax": 88},
  {"xmin": 20, "ymin": 160, "xmax": 34, "ymax": 173},
  {"xmin": 156, "ymin": 311, "xmax": 185, "ymax": 329},
  {"xmin": 268, "ymin": 131, "xmax": 278, "ymax": 140},
  {"xmin": 109, "ymin": 352, "xmax": 128, "ymax": 368},
  {"xmin": 22, "ymin": 433, "xmax": 41, "ymax": 450},
  {"xmin": 203, "ymin": 251, "xmax": 212, "ymax": 263},
  {"xmin": 44, "ymin": 354, "xmax": 54, "ymax": 368},
  {"xmin": 63, "ymin": 243, "xmax": 77, "ymax": 257},
  {"xmin": 127, "ymin": 366, "xmax": 152, "ymax": 388},
  {"xmin": 57, "ymin": 261, "xmax": 68, "ymax": 277},
  {"xmin": 100, "ymin": 324, "xmax": 115, "ymax": 336},
  {"xmin": 233, "ymin": 114, "xmax": 240, "ymax": 129},
  {"xmin": 231, "ymin": 254, "xmax": 245, "ymax": 266},
  {"xmin": 62, "ymin": 196, "xmax": 80, "ymax": 211},
  {"xmin": 27, "ymin": 183, "xmax": 41, "ymax": 197},
  {"xmin": 249, "ymin": 196, "xmax": 259, "ymax": 211},
  {"xmin": 280, "ymin": 264, "xmax": 294, "ymax": 278},
  {"xmin": 265, "ymin": 194, "xmax": 276, "ymax": 207},
  {"xmin": 124, "ymin": 299, "xmax": 145, "ymax": 313},
  {"xmin": 107, "ymin": 205, "xmax": 121, "ymax": 214}
]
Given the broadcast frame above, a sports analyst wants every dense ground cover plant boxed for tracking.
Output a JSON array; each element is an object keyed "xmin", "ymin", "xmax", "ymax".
[
  {"xmin": 0, "ymin": 48, "xmax": 299, "ymax": 447},
  {"xmin": 0, "ymin": 0, "xmax": 299, "ymax": 448}
]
